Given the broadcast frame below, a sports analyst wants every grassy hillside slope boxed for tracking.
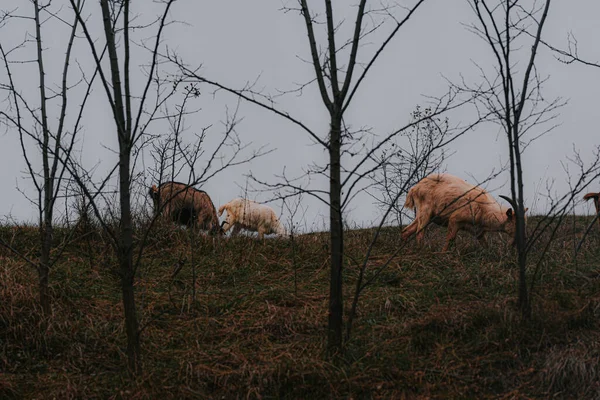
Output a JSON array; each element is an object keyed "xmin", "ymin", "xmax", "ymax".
[{"xmin": 1, "ymin": 217, "xmax": 600, "ymax": 398}]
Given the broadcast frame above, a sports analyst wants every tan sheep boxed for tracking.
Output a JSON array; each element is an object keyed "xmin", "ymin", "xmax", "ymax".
[{"xmin": 401, "ymin": 173, "xmax": 527, "ymax": 251}]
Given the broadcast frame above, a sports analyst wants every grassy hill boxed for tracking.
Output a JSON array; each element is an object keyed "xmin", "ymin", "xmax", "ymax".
[{"xmin": 1, "ymin": 217, "xmax": 600, "ymax": 398}]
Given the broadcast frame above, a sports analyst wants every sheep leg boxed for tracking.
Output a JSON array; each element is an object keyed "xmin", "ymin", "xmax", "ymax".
[
  {"xmin": 414, "ymin": 206, "xmax": 433, "ymax": 246},
  {"xmin": 442, "ymin": 220, "xmax": 459, "ymax": 252},
  {"xmin": 401, "ymin": 220, "xmax": 418, "ymax": 241},
  {"xmin": 416, "ymin": 218, "xmax": 428, "ymax": 246}
]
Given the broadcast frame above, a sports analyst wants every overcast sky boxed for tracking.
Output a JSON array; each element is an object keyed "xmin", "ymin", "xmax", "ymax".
[{"xmin": 1, "ymin": 0, "xmax": 599, "ymax": 231}]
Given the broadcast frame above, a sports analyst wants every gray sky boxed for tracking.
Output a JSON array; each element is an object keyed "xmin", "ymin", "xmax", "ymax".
[{"xmin": 1, "ymin": 0, "xmax": 599, "ymax": 231}]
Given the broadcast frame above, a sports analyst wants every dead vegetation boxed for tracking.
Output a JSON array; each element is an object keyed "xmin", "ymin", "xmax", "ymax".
[{"xmin": 1, "ymin": 217, "xmax": 600, "ymax": 398}]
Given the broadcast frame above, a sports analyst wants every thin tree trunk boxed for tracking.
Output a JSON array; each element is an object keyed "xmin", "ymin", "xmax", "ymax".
[
  {"xmin": 190, "ymin": 225, "xmax": 197, "ymax": 310},
  {"xmin": 120, "ymin": 271, "xmax": 141, "ymax": 374},
  {"xmin": 327, "ymin": 115, "xmax": 344, "ymax": 355},
  {"xmin": 517, "ymin": 238, "xmax": 529, "ymax": 316},
  {"xmin": 33, "ymin": 0, "xmax": 54, "ymax": 316},
  {"xmin": 39, "ymin": 221, "xmax": 53, "ymax": 315},
  {"xmin": 37, "ymin": 260, "xmax": 50, "ymax": 315},
  {"xmin": 513, "ymin": 127, "xmax": 530, "ymax": 318},
  {"xmin": 595, "ymin": 197, "xmax": 600, "ymax": 228},
  {"xmin": 98, "ymin": 0, "xmax": 141, "ymax": 373},
  {"xmin": 118, "ymin": 150, "xmax": 141, "ymax": 373}
]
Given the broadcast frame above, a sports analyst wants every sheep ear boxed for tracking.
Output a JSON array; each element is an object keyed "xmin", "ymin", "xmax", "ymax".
[
  {"xmin": 524, "ymin": 207, "xmax": 529, "ymax": 213},
  {"xmin": 506, "ymin": 208, "xmax": 513, "ymax": 219}
]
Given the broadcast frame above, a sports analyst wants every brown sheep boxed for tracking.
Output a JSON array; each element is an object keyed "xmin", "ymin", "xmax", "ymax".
[
  {"xmin": 401, "ymin": 173, "xmax": 527, "ymax": 251},
  {"xmin": 148, "ymin": 181, "xmax": 221, "ymax": 235},
  {"xmin": 583, "ymin": 192, "xmax": 600, "ymax": 227}
]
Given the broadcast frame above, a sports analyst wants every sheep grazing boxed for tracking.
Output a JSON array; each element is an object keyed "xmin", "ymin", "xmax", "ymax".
[
  {"xmin": 149, "ymin": 181, "xmax": 221, "ymax": 235},
  {"xmin": 583, "ymin": 192, "xmax": 600, "ymax": 227},
  {"xmin": 218, "ymin": 198, "xmax": 288, "ymax": 239},
  {"xmin": 401, "ymin": 173, "xmax": 527, "ymax": 251}
]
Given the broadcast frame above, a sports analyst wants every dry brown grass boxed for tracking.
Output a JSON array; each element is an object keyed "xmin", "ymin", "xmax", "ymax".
[
  {"xmin": 1, "ymin": 217, "xmax": 600, "ymax": 399},
  {"xmin": 540, "ymin": 341, "xmax": 600, "ymax": 397}
]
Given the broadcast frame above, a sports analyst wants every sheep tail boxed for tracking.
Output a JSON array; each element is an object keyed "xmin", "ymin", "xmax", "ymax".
[{"xmin": 404, "ymin": 187, "xmax": 416, "ymax": 210}]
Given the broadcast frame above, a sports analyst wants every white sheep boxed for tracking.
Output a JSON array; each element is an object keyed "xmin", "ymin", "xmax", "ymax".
[{"xmin": 218, "ymin": 198, "xmax": 288, "ymax": 239}]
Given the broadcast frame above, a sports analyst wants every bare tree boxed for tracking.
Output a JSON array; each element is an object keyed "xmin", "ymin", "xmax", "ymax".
[
  {"xmin": 56, "ymin": 0, "xmax": 180, "ymax": 374},
  {"xmin": 458, "ymin": 0, "xmax": 560, "ymax": 318},
  {"xmin": 0, "ymin": 1, "xmax": 89, "ymax": 316}
]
